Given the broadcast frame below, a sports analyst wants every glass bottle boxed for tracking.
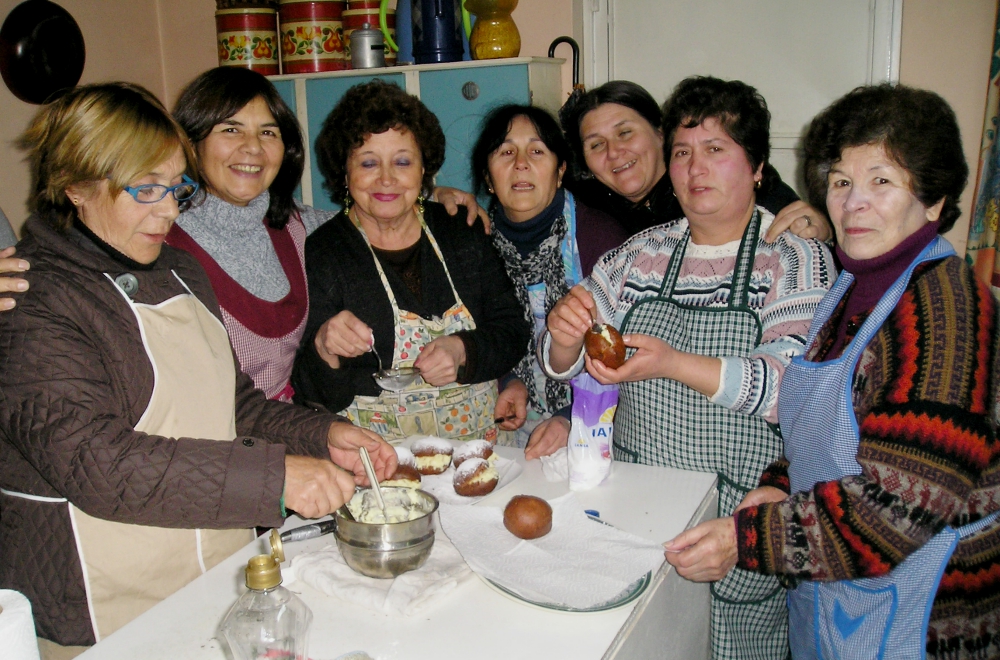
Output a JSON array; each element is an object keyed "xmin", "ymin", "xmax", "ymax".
[{"xmin": 220, "ymin": 530, "xmax": 313, "ymax": 660}]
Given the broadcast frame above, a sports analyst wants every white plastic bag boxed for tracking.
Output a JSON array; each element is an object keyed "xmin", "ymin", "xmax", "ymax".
[{"xmin": 568, "ymin": 373, "xmax": 617, "ymax": 490}]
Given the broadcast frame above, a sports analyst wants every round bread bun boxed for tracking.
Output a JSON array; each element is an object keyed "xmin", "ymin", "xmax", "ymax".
[
  {"xmin": 453, "ymin": 457, "xmax": 499, "ymax": 497},
  {"xmin": 394, "ymin": 445, "xmax": 416, "ymax": 467},
  {"xmin": 411, "ymin": 438, "xmax": 454, "ymax": 475},
  {"xmin": 381, "ymin": 463, "xmax": 422, "ymax": 489},
  {"xmin": 453, "ymin": 439, "xmax": 494, "ymax": 467},
  {"xmin": 503, "ymin": 495, "xmax": 553, "ymax": 540},
  {"xmin": 584, "ymin": 324, "xmax": 626, "ymax": 369}
]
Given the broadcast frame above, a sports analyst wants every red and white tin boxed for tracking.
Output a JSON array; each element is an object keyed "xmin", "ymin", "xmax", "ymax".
[
  {"xmin": 216, "ymin": 7, "xmax": 280, "ymax": 75},
  {"xmin": 342, "ymin": 7, "xmax": 395, "ymax": 66},
  {"xmin": 278, "ymin": 0, "xmax": 348, "ymax": 73}
]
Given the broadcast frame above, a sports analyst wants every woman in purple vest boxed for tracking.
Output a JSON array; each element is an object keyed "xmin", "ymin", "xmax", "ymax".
[{"xmin": 666, "ymin": 85, "xmax": 1000, "ymax": 659}]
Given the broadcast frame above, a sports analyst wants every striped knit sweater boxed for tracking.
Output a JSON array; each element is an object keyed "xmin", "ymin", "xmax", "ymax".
[
  {"xmin": 736, "ymin": 256, "xmax": 1000, "ymax": 659},
  {"xmin": 552, "ymin": 209, "xmax": 835, "ymax": 423}
]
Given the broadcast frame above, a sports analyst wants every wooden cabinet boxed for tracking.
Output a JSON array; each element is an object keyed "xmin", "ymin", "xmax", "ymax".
[{"xmin": 270, "ymin": 57, "xmax": 563, "ymax": 212}]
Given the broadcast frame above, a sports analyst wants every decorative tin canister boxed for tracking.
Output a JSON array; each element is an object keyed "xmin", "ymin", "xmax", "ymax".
[
  {"xmin": 343, "ymin": 7, "xmax": 395, "ymax": 66},
  {"xmin": 216, "ymin": 7, "xmax": 281, "ymax": 75},
  {"xmin": 346, "ymin": 0, "xmax": 381, "ymax": 8},
  {"xmin": 279, "ymin": 0, "xmax": 348, "ymax": 73}
]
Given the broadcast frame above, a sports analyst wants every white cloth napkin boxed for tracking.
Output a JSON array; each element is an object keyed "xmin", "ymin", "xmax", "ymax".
[
  {"xmin": 539, "ymin": 447, "xmax": 569, "ymax": 482},
  {"xmin": 438, "ymin": 493, "xmax": 664, "ymax": 609},
  {"xmin": 399, "ymin": 435, "xmax": 523, "ymax": 504},
  {"xmin": 0, "ymin": 590, "xmax": 40, "ymax": 660},
  {"xmin": 287, "ymin": 518, "xmax": 473, "ymax": 617}
]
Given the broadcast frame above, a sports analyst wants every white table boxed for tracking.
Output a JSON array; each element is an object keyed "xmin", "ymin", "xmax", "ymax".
[{"xmin": 79, "ymin": 449, "xmax": 717, "ymax": 660}]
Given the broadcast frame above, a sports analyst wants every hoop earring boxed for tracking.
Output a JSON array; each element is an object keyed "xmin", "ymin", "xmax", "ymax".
[{"xmin": 417, "ymin": 195, "xmax": 425, "ymax": 215}]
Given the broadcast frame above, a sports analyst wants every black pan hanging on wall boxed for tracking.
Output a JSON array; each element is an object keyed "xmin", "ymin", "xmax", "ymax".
[{"xmin": 0, "ymin": 0, "xmax": 84, "ymax": 104}]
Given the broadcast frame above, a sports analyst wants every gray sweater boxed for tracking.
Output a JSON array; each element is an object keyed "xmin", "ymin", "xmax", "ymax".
[{"xmin": 173, "ymin": 192, "xmax": 332, "ymax": 301}]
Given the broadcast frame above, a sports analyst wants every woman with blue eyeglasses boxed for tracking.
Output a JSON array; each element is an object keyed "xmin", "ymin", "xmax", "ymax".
[{"xmin": 0, "ymin": 82, "xmax": 396, "ymax": 657}]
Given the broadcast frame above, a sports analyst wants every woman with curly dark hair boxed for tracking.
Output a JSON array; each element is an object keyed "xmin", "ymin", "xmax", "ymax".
[
  {"xmin": 667, "ymin": 84, "xmax": 1000, "ymax": 660},
  {"xmin": 292, "ymin": 80, "xmax": 530, "ymax": 443}
]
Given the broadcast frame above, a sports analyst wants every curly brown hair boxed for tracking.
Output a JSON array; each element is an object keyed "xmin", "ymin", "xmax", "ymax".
[
  {"xmin": 803, "ymin": 84, "xmax": 967, "ymax": 234},
  {"xmin": 315, "ymin": 80, "xmax": 445, "ymax": 202}
]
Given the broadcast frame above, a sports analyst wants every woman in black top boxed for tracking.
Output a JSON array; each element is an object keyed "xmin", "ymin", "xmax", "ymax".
[{"xmin": 292, "ymin": 81, "xmax": 530, "ymax": 443}]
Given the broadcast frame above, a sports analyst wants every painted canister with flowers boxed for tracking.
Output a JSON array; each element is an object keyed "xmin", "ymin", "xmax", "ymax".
[
  {"xmin": 279, "ymin": 0, "xmax": 348, "ymax": 73},
  {"xmin": 215, "ymin": 2, "xmax": 280, "ymax": 75}
]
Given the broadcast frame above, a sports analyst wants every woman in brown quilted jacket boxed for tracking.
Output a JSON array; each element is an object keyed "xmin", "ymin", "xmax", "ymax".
[{"xmin": 0, "ymin": 82, "xmax": 397, "ymax": 658}]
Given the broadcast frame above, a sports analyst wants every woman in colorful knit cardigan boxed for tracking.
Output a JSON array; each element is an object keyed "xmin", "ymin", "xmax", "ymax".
[{"xmin": 666, "ymin": 84, "xmax": 1000, "ymax": 660}]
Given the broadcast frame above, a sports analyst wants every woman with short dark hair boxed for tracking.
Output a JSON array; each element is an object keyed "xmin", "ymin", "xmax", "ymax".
[
  {"xmin": 561, "ymin": 79, "xmax": 830, "ymax": 242},
  {"xmin": 470, "ymin": 103, "xmax": 628, "ymax": 455},
  {"xmin": 667, "ymin": 84, "xmax": 1000, "ymax": 660},
  {"xmin": 292, "ymin": 80, "xmax": 530, "ymax": 443},
  {"xmin": 544, "ymin": 76, "xmax": 837, "ymax": 659}
]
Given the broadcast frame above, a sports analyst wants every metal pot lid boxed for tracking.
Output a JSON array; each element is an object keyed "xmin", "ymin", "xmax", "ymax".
[{"xmin": 0, "ymin": 0, "xmax": 85, "ymax": 104}]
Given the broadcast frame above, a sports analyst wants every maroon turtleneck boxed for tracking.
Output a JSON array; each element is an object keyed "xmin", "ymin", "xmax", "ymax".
[{"xmin": 826, "ymin": 220, "xmax": 941, "ymax": 358}]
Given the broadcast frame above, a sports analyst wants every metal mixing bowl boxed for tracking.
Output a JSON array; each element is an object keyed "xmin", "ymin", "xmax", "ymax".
[{"xmin": 334, "ymin": 489, "xmax": 439, "ymax": 579}]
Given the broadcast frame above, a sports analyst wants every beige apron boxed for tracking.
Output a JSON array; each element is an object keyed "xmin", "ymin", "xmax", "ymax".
[
  {"xmin": 67, "ymin": 272, "xmax": 252, "ymax": 641},
  {"xmin": 341, "ymin": 212, "xmax": 509, "ymax": 444}
]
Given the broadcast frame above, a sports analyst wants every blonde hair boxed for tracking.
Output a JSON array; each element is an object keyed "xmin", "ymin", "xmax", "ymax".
[{"xmin": 18, "ymin": 82, "xmax": 198, "ymax": 231}]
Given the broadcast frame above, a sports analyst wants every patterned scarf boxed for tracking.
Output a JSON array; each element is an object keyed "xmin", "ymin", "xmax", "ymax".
[{"xmin": 490, "ymin": 200, "xmax": 573, "ymax": 416}]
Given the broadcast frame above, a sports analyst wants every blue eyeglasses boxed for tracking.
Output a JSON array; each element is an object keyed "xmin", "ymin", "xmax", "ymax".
[{"xmin": 123, "ymin": 175, "xmax": 199, "ymax": 204}]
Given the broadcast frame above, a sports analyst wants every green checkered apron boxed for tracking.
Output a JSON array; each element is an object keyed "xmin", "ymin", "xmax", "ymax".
[{"xmin": 615, "ymin": 211, "xmax": 788, "ymax": 660}]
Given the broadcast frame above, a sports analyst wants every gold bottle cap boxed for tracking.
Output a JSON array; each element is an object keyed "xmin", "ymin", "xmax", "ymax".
[
  {"xmin": 245, "ymin": 553, "xmax": 282, "ymax": 590},
  {"xmin": 244, "ymin": 529, "xmax": 286, "ymax": 590}
]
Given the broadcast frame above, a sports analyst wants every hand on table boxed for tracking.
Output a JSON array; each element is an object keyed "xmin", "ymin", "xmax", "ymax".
[
  {"xmin": 765, "ymin": 201, "xmax": 833, "ymax": 244},
  {"xmin": 0, "ymin": 246, "xmax": 29, "ymax": 310},
  {"xmin": 663, "ymin": 517, "xmax": 738, "ymax": 582},
  {"xmin": 524, "ymin": 415, "xmax": 570, "ymax": 460},
  {"xmin": 327, "ymin": 422, "xmax": 398, "ymax": 486},
  {"xmin": 414, "ymin": 335, "xmax": 466, "ymax": 386},
  {"xmin": 283, "ymin": 455, "xmax": 357, "ymax": 518},
  {"xmin": 314, "ymin": 310, "xmax": 373, "ymax": 369},
  {"xmin": 433, "ymin": 186, "xmax": 489, "ymax": 231},
  {"xmin": 494, "ymin": 379, "xmax": 528, "ymax": 430}
]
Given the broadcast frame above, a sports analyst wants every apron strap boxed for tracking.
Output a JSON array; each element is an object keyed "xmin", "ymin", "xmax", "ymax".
[
  {"xmin": 351, "ymin": 209, "xmax": 466, "ymax": 326},
  {"xmin": 956, "ymin": 508, "xmax": 1000, "ymax": 539},
  {"xmin": 659, "ymin": 226, "xmax": 691, "ymax": 298},
  {"xmin": 728, "ymin": 209, "xmax": 762, "ymax": 311}
]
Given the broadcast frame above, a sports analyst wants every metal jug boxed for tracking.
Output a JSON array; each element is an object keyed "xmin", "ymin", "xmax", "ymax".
[
  {"xmin": 379, "ymin": 0, "xmax": 471, "ymax": 64},
  {"xmin": 350, "ymin": 22, "xmax": 385, "ymax": 68}
]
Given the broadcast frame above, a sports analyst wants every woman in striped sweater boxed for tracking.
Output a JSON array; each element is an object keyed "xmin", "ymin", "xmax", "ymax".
[
  {"xmin": 667, "ymin": 85, "xmax": 1000, "ymax": 659},
  {"xmin": 543, "ymin": 76, "xmax": 836, "ymax": 660}
]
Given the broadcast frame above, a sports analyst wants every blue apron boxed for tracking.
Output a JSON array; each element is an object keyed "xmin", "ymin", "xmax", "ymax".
[{"xmin": 778, "ymin": 236, "xmax": 1000, "ymax": 659}]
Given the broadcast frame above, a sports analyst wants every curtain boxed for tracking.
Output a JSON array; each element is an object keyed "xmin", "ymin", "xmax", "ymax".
[{"xmin": 966, "ymin": 10, "xmax": 1000, "ymax": 296}]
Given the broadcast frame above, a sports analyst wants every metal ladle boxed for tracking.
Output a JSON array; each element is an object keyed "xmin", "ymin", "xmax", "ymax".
[{"xmin": 370, "ymin": 336, "xmax": 422, "ymax": 392}]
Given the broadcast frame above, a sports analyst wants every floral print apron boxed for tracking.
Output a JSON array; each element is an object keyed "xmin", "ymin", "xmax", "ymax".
[{"xmin": 341, "ymin": 211, "xmax": 506, "ymax": 444}]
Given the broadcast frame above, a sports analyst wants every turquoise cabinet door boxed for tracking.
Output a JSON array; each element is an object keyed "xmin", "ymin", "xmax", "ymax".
[
  {"xmin": 270, "ymin": 80, "xmax": 301, "ymax": 202},
  {"xmin": 304, "ymin": 74, "xmax": 406, "ymax": 211},
  {"xmin": 419, "ymin": 65, "xmax": 529, "ymax": 196},
  {"xmin": 272, "ymin": 79, "xmax": 296, "ymax": 114}
]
